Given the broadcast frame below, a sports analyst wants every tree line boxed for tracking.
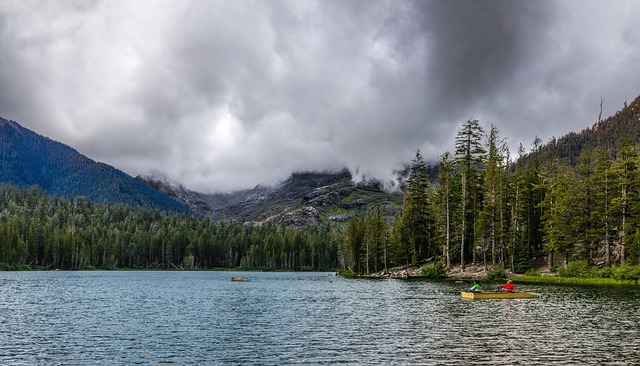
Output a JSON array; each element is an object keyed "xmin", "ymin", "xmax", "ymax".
[
  {"xmin": 0, "ymin": 185, "xmax": 340, "ymax": 271},
  {"xmin": 341, "ymin": 119, "xmax": 640, "ymax": 275}
]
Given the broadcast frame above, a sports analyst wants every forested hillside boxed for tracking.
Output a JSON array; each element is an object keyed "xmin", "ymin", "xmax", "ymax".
[
  {"xmin": 0, "ymin": 117, "xmax": 187, "ymax": 212},
  {"xmin": 341, "ymin": 96, "xmax": 640, "ymax": 275},
  {"xmin": 524, "ymin": 96, "xmax": 640, "ymax": 166},
  {"xmin": 0, "ymin": 185, "xmax": 339, "ymax": 270}
]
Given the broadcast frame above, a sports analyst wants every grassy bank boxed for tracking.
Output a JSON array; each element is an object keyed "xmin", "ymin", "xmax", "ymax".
[
  {"xmin": 509, "ymin": 262, "xmax": 640, "ymax": 286},
  {"xmin": 514, "ymin": 275, "xmax": 639, "ymax": 286}
]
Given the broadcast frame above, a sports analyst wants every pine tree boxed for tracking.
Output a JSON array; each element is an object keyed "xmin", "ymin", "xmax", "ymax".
[
  {"xmin": 343, "ymin": 217, "xmax": 365, "ymax": 273},
  {"xmin": 570, "ymin": 148, "xmax": 597, "ymax": 261},
  {"xmin": 436, "ymin": 152, "xmax": 456, "ymax": 269},
  {"xmin": 364, "ymin": 206, "xmax": 388, "ymax": 273},
  {"xmin": 593, "ymin": 147, "xmax": 614, "ymax": 264},
  {"xmin": 541, "ymin": 164, "xmax": 577, "ymax": 268},
  {"xmin": 401, "ymin": 150, "xmax": 433, "ymax": 266},
  {"xmin": 454, "ymin": 120, "xmax": 485, "ymax": 270},
  {"xmin": 611, "ymin": 136, "xmax": 638, "ymax": 264},
  {"xmin": 477, "ymin": 125, "xmax": 509, "ymax": 268},
  {"xmin": 514, "ymin": 137, "xmax": 546, "ymax": 272}
]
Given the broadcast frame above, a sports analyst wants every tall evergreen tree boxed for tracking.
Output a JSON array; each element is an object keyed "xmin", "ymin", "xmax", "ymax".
[
  {"xmin": 541, "ymin": 164, "xmax": 577, "ymax": 267},
  {"xmin": 364, "ymin": 206, "xmax": 388, "ymax": 273},
  {"xmin": 400, "ymin": 150, "xmax": 433, "ymax": 266},
  {"xmin": 436, "ymin": 151, "xmax": 456, "ymax": 269},
  {"xmin": 593, "ymin": 147, "xmax": 614, "ymax": 264},
  {"xmin": 515, "ymin": 137, "xmax": 546, "ymax": 272},
  {"xmin": 477, "ymin": 125, "xmax": 509, "ymax": 268},
  {"xmin": 611, "ymin": 136, "xmax": 638, "ymax": 264},
  {"xmin": 454, "ymin": 120, "xmax": 485, "ymax": 270}
]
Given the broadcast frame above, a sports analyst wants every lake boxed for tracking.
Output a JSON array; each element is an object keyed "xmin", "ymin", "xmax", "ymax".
[{"xmin": 0, "ymin": 271, "xmax": 639, "ymax": 365}]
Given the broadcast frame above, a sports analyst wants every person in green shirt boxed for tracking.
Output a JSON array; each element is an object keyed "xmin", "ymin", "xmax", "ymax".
[{"xmin": 470, "ymin": 280, "xmax": 482, "ymax": 293}]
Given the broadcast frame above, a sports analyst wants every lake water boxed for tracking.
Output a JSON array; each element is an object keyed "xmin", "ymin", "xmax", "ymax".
[{"xmin": 0, "ymin": 271, "xmax": 639, "ymax": 365}]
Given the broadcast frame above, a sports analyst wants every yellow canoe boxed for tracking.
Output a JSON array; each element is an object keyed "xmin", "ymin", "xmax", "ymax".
[{"xmin": 461, "ymin": 289, "xmax": 541, "ymax": 299}]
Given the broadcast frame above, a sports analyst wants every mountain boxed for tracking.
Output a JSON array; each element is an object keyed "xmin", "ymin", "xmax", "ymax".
[
  {"xmin": 139, "ymin": 169, "xmax": 404, "ymax": 226},
  {"xmin": 523, "ymin": 95, "xmax": 640, "ymax": 165},
  {"xmin": 0, "ymin": 117, "xmax": 187, "ymax": 212}
]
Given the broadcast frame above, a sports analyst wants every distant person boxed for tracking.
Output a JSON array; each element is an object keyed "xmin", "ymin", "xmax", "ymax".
[
  {"xmin": 470, "ymin": 280, "xmax": 482, "ymax": 293},
  {"xmin": 500, "ymin": 279, "xmax": 515, "ymax": 292}
]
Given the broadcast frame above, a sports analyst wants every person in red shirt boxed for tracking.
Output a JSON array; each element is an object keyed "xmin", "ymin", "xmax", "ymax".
[{"xmin": 500, "ymin": 279, "xmax": 515, "ymax": 292}]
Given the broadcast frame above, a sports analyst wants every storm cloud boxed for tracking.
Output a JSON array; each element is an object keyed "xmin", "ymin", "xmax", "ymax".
[{"xmin": 1, "ymin": 0, "xmax": 639, "ymax": 192}]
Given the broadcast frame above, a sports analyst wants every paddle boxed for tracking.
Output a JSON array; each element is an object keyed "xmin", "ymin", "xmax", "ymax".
[
  {"xmin": 496, "ymin": 285, "xmax": 542, "ymax": 297},
  {"xmin": 520, "ymin": 289, "xmax": 542, "ymax": 297}
]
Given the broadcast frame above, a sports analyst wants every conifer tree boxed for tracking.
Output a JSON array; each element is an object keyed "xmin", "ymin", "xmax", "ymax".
[
  {"xmin": 364, "ymin": 206, "xmax": 388, "ymax": 273},
  {"xmin": 436, "ymin": 152, "xmax": 455, "ymax": 269},
  {"xmin": 514, "ymin": 137, "xmax": 545, "ymax": 272},
  {"xmin": 611, "ymin": 136, "xmax": 639, "ymax": 264},
  {"xmin": 574, "ymin": 147, "xmax": 605, "ymax": 260},
  {"xmin": 592, "ymin": 147, "xmax": 614, "ymax": 264},
  {"xmin": 454, "ymin": 120, "xmax": 485, "ymax": 270},
  {"xmin": 477, "ymin": 125, "xmax": 509, "ymax": 268},
  {"xmin": 387, "ymin": 211, "xmax": 404, "ymax": 268},
  {"xmin": 401, "ymin": 150, "xmax": 433, "ymax": 266},
  {"xmin": 541, "ymin": 164, "xmax": 573, "ymax": 268}
]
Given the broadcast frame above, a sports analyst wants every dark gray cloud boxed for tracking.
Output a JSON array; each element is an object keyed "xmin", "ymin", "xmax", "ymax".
[
  {"xmin": 420, "ymin": 1, "xmax": 556, "ymax": 115},
  {"xmin": 1, "ymin": 0, "xmax": 639, "ymax": 192}
]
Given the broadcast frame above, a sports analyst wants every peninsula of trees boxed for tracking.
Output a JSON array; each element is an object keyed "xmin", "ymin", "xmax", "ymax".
[{"xmin": 341, "ymin": 96, "xmax": 640, "ymax": 275}]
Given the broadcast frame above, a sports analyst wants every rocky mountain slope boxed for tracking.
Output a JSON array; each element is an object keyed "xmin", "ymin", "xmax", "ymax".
[{"xmin": 139, "ymin": 169, "xmax": 403, "ymax": 227}]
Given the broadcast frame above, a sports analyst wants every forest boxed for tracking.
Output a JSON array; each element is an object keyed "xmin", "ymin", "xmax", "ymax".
[
  {"xmin": 0, "ymin": 185, "xmax": 340, "ymax": 271},
  {"xmin": 340, "ymin": 98, "xmax": 640, "ymax": 276}
]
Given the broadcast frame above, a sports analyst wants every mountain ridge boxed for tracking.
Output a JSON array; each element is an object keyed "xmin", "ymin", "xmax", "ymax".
[
  {"xmin": 0, "ymin": 116, "xmax": 187, "ymax": 212},
  {"xmin": 138, "ymin": 168, "xmax": 404, "ymax": 226},
  {"xmin": 523, "ymin": 95, "xmax": 640, "ymax": 165}
]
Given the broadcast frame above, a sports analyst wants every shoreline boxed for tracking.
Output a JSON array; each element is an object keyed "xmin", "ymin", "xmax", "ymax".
[{"xmin": 360, "ymin": 263, "xmax": 640, "ymax": 286}]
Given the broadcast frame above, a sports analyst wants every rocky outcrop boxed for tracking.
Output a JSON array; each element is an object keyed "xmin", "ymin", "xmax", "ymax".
[
  {"xmin": 278, "ymin": 206, "xmax": 321, "ymax": 227},
  {"xmin": 327, "ymin": 214, "xmax": 351, "ymax": 222},
  {"xmin": 366, "ymin": 264, "xmax": 502, "ymax": 280}
]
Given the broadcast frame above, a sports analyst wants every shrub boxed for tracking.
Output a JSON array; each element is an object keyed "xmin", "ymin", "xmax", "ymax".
[
  {"xmin": 612, "ymin": 264, "xmax": 640, "ymax": 283},
  {"xmin": 421, "ymin": 262, "xmax": 446, "ymax": 278},
  {"xmin": 524, "ymin": 268, "xmax": 541, "ymax": 277},
  {"xmin": 595, "ymin": 266, "xmax": 613, "ymax": 278},
  {"xmin": 487, "ymin": 265, "xmax": 507, "ymax": 280},
  {"xmin": 558, "ymin": 261, "xmax": 592, "ymax": 278},
  {"xmin": 337, "ymin": 268, "xmax": 358, "ymax": 278}
]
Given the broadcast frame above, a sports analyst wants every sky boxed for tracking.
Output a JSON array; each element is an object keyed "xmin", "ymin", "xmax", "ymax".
[{"xmin": 1, "ymin": 0, "xmax": 639, "ymax": 193}]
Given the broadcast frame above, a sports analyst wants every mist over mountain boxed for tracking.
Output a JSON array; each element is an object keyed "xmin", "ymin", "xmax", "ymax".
[{"xmin": 139, "ymin": 169, "xmax": 404, "ymax": 227}]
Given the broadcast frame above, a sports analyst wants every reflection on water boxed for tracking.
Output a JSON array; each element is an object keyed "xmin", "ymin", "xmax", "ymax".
[{"xmin": 0, "ymin": 271, "xmax": 638, "ymax": 365}]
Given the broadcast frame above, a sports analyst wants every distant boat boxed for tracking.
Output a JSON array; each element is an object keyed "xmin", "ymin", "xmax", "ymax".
[
  {"xmin": 231, "ymin": 277, "xmax": 250, "ymax": 282},
  {"xmin": 461, "ymin": 289, "xmax": 541, "ymax": 300}
]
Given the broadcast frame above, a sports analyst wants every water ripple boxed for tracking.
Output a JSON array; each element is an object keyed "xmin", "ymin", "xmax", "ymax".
[{"xmin": 1, "ymin": 271, "xmax": 639, "ymax": 365}]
